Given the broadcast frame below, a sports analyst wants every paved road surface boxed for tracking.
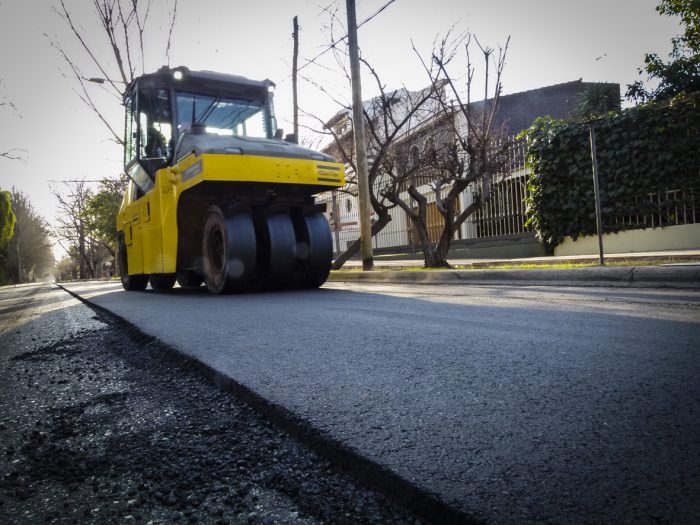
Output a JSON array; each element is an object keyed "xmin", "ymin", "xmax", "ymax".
[{"xmin": 61, "ymin": 280, "xmax": 700, "ymax": 524}]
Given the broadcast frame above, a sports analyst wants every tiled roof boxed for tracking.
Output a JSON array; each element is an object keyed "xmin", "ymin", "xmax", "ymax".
[{"xmin": 468, "ymin": 79, "xmax": 621, "ymax": 136}]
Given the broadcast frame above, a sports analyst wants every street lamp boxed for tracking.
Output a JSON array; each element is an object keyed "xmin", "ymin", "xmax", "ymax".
[{"xmin": 83, "ymin": 76, "xmax": 128, "ymax": 85}]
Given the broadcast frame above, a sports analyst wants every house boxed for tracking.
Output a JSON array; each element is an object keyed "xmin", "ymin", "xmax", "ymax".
[{"xmin": 318, "ymin": 79, "xmax": 621, "ymax": 257}]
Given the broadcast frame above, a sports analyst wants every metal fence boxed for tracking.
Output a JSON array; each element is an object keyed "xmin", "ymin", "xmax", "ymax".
[
  {"xmin": 614, "ymin": 188, "xmax": 697, "ymax": 230},
  {"xmin": 464, "ymin": 137, "xmax": 531, "ymax": 239},
  {"xmin": 465, "ymin": 173, "xmax": 532, "ymax": 238},
  {"xmin": 319, "ymin": 134, "xmax": 698, "ymax": 255}
]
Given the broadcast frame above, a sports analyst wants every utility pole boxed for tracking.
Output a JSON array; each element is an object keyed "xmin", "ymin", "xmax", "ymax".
[
  {"xmin": 345, "ymin": 0, "xmax": 373, "ymax": 270},
  {"xmin": 331, "ymin": 189, "xmax": 341, "ymax": 257},
  {"xmin": 589, "ymin": 125, "xmax": 605, "ymax": 266},
  {"xmin": 292, "ymin": 16, "xmax": 299, "ymax": 141}
]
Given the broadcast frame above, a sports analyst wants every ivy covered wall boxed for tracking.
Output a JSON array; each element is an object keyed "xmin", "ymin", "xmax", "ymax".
[{"xmin": 523, "ymin": 92, "xmax": 700, "ymax": 252}]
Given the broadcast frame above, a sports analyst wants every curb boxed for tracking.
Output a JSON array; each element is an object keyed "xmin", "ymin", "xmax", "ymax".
[{"xmin": 328, "ymin": 265, "xmax": 700, "ymax": 288}]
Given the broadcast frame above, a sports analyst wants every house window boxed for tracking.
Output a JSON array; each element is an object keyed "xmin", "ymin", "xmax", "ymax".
[
  {"xmin": 424, "ymin": 137, "xmax": 436, "ymax": 161},
  {"xmin": 410, "ymin": 145, "xmax": 420, "ymax": 167}
]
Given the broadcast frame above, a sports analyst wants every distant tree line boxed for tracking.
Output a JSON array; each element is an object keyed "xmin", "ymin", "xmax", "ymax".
[
  {"xmin": 53, "ymin": 177, "xmax": 127, "ymax": 281},
  {"xmin": 0, "ymin": 188, "xmax": 54, "ymax": 284},
  {"xmin": 0, "ymin": 177, "xmax": 127, "ymax": 285}
]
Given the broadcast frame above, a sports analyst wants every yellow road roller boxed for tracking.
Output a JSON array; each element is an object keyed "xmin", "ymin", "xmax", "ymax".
[{"xmin": 116, "ymin": 66, "xmax": 344, "ymax": 293}]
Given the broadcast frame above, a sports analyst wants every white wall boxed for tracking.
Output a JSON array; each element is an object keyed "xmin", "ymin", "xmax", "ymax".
[{"xmin": 554, "ymin": 224, "xmax": 700, "ymax": 256}]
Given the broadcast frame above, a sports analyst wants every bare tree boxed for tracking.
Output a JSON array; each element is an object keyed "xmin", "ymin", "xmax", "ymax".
[
  {"xmin": 52, "ymin": 180, "xmax": 107, "ymax": 279},
  {"xmin": 299, "ymin": 10, "xmax": 440, "ymax": 269},
  {"xmin": 376, "ymin": 33, "xmax": 511, "ymax": 268},
  {"xmin": 304, "ymin": 76, "xmax": 439, "ymax": 268},
  {"xmin": 51, "ymin": 0, "xmax": 179, "ymax": 144}
]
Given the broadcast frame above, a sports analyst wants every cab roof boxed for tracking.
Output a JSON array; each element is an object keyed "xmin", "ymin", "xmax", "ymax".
[{"xmin": 124, "ymin": 66, "xmax": 275, "ymax": 102}]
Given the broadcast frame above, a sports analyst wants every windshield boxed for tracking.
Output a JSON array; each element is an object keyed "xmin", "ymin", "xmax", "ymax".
[{"xmin": 176, "ymin": 92, "xmax": 271, "ymax": 138}]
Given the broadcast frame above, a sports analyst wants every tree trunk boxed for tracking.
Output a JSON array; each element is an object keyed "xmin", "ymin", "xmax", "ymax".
[
  {"xmin": 431, "ymin": 206, "xmax": 457, "ymax": 269},
  {"xmin": 15, "ymin": 234, "xmax": 22, "ymax": 283},
  {"xmin": 432, "ymin": 197, "xmax": 482, "ymax": 270},
  {"xmin": 431, "ymin": 235, "xmax": 451, "ymax": 268},
  {"xmin": 78, "ymin": 222, "xmax": 87, "ymax": 279},
  {"xmin": 101, "ymin": 240, "xmax": 115, "ymax": 258},
  {"xmin": 331, "ymin": 213, "xmax": 391, "ymax": 270},
  {"xmin": 415, "ymin": 220, "xmax": 437, "ymax": 268}
]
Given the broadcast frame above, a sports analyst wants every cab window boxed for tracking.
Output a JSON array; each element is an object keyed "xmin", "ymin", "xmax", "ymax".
[
  {"xmin": 125, "ymin": 96, "xmax": 138, "ymax": 166},
  {"xmin": 139, "ymin": 88, "xmax": 172, "ymax": 161},
  {"xmin": 175, "ymin": 92, "xmax": 270, "ymax": 138}
]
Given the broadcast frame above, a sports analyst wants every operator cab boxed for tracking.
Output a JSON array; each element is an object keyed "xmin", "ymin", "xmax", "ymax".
[{"xmin": 123, "ymin": 66, "xmax": 277, "ymax": 196}]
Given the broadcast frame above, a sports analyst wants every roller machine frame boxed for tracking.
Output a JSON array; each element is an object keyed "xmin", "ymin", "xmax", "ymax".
[{"xmin": 116, "ymin": 66, "xmax": 344, "ymax": 293}]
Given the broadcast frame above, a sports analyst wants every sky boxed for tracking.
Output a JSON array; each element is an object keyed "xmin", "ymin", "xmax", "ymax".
[{"xmin": 0, "ymin": 0, "xmax": 682, "ymax": 258}]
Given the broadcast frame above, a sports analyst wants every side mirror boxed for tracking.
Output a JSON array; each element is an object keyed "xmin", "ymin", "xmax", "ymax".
[
  {"xmin": 284, "ymin": 133, "xmax": 298, "ymax": 144},
  {"xmin": 274, "ymin": 128, "xmax": 284, "ymax": 140}
]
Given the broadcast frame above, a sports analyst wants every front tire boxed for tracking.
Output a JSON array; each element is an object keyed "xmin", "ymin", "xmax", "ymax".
[
  {"xmin": 202, "ymin": 205, "xmax": 257, "ymax": 294},
  {"xmin": 118, "ymin": 235, "xmax": 148, "ymax": 291}
]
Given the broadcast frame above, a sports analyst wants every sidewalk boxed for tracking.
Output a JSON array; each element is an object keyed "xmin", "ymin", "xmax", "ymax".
[{"xmin": 330, "ymin": 249, "xmax": 700, "ymax": 288}]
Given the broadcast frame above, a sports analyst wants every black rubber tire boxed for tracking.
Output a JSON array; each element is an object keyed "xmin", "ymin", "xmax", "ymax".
[
  {"xmin": 149, "ymin": 273, "xmax": 176, "ymax": 291},
  {"xmin": 176, "ymin": 270, "xmax": 203, "ymax": 289},
  {"xmin": 118, "ymin": 235, "xmax": 148, "ymax": 291},
  {"xmin": 292, "ymin": 211, "xmax": 333, "ymax": 288},
  {"xmin": 202, "ymin": 205, "xmax": 257, "ymax": 294},
  {"xmin": 256, "ymin": 211, "xmax": 296, "ymax": 290}
]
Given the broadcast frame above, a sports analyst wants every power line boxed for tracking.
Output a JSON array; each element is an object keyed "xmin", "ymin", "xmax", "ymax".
[
  {"xmin": 296, "ymin": 0, "xmax": 397, "ymax": 75},
  {"xmin": 48, "ymin": 180, "xmax": 105, "ymax": 183}
]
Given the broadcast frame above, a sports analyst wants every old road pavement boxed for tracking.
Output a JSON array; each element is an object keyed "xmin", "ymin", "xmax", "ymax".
[{"xmin": 59, "ymin": 279, "xmax": 700, "ymax": 524}]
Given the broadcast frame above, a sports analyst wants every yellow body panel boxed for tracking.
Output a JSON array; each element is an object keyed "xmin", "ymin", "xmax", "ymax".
[
  {"xmin": 174, "ymin": 153, "xmax": 344, "ymax": 190},
  {"xmin": 117, "ymin": 153, "xmax": 344, "ymax": 276}
]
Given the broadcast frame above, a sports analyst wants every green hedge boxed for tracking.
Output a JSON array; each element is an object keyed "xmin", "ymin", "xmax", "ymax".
[{"xmin": 523, "ymin": 92, "xmax": 700, "ymax": 252}]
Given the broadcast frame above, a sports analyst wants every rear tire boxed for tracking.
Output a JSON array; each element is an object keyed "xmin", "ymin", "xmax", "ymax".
[
  {"xmin": 118, "ymin": 235, "xmax": 148, "ymax": 291},
  {"xmin": 202, "ymin": 205, "xmax": 257, "ymax": 294},
  {"xmin": 292, "ymin": 211, "xmax": 333, "ymax": 288},
  {"xmin": 149, "ymin": 273, "xmax": 176, "ymax": 291},
  {"xmin": 255, "ymin": 210, "xmax": 296, "ymax": 290}
]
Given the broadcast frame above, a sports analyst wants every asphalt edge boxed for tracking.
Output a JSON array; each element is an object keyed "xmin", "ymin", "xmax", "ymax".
[
  {"xmin": 55, "ymin": 283, "xmax": 481, "ymax": 525},
  {"xmin": 328, "ymin": 265, "xmax": 700, "ymax": 288}
]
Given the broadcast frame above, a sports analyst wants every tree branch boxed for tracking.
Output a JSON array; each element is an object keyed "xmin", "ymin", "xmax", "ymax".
[
  {"xmin": 165, "ymin": 0, "xmax": 178, "ymax": 65},
  {"xmin": 55, "ymin": 0, "xmax": 122, "ymax": 96},
  {"xmin": 51, "ymin": 41, "xmax": 123, "ymax": 144},
  {"xmin": 0, "ymin": 149, "xmax": 26, "ymax": 161}
]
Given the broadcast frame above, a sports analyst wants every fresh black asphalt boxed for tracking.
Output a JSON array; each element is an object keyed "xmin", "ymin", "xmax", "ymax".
[{"xmin": 60, "ymin": 280, "xmax": 700, "ymax": 524}]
